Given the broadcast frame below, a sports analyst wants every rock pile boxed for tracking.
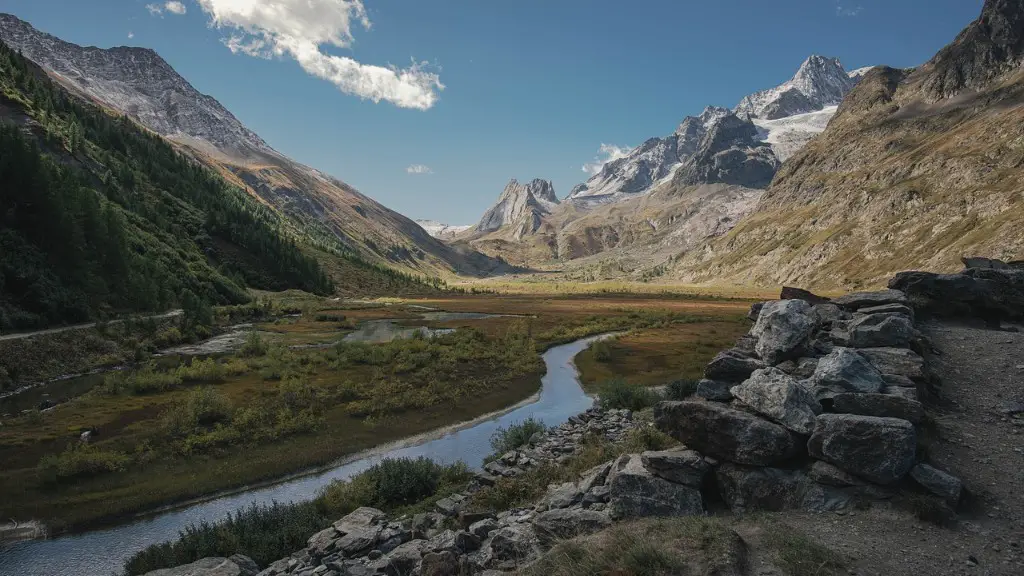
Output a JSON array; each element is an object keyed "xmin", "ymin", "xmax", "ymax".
[
  {"xmin": 890, "ymin": 257, "xmax": 1024, "ymax": 325},
  {"xmin": 656, "ymin": 287, "xmax": 962, "ymax": 514}
]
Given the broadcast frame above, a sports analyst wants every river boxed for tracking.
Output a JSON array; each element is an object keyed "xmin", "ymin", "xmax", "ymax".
[{"xmin": 0, "ymin": 333, "xmax": 612, "ymax": 576}]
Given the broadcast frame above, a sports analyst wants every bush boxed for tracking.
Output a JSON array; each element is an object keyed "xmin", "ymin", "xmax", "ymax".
[
  {"xmin": 590, "ymin": 339, "xmax": 614, "ymax": 363},
  {"xmin": 598, "ymin": 378, "xmax": 657, "ymax": 411},
  {"xmin": 152, "ymin": 327, "xmax": 183, "ymax": 348},
  {"xmin": 319, "ymin": 457, "xmax": 471, "ymax": 514},
  {"xmin": 162, "ymin": 388, "xmax": 233, "ymax": 438},
  {"xmin": 239, "ymin": 331, "xmax": 268, "ymax": 358},
  {"xmin": 665, "ymin": 378, "xmax": 699, "ymax": 400},
  {"xmin": 101, "ymin": 367, "xmax": 182, "ymax": 395},
  {"xmin": 489, "ymin": 417, "xmax": 548, "ymax": 456},
  {"xmin": 38, "ymin": 444, "xmax": 130, "ymax": 483},
  {"xmin": 176, "ymin": 358, "xmax": 227, "ymax": 383}
]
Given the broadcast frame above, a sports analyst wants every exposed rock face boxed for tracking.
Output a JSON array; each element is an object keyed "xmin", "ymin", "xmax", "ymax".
[
  {"xmin": 672, "ymin": 112, "xmax": 780, "ymax": 189},
  {"xmin": 750, "ymin": 300, "xmax": 816, "ymax": 364},
  {"xmin": 857, "ymin": 347, "xmax": 926, "ymax": 382},
  {"xmin": 832, "ymin": 314, "xmax": 915, "ymax": 348},
  {"xmin": 807, "ymin": 414, "xmax": 917, "ymax": 485},
  {"xmin": 730, "ymin": 368, "xmax": 822, "ymax": 435},
  {"xmin": 704, "ymin": 349, "xmax": 766, "ymax": 383},
  {"xmin": 654, "ymin": 401, "xmax": 801, "ymax": 466},
  {"xmin": 716, "ymin": 463, "xmax": 865, "ymax": 513},
  {"xmin": 141, "ymin": 556, "xmax": 256, "ymax": 576},
  {"xmin": 831, "ymin": 393, "xmax": 924, "ymax": 424},
  {"xmin": 474, "ymin": 179, "xmax": 560, "ymax": 238},
  {"xmin": 640, "ymin": 449, "xmax": 711, "ymax": 487},
  {"xmin": 736, "ymin": 55, "xmax": 858, "ymax": 120},
  {"xmin": 606, "ymin": 454, "xmax": 704, "ymax": 519},
  {"xmin": 890, "ymin": 268, "xmax": 1024, "ymax": 322},
  {"xmin": 812, "ymin": 347, "xmax": 886, "ymax": 398}
]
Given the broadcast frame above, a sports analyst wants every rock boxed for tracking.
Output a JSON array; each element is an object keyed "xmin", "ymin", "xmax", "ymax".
[
  {"xmin": 832, "ymin": 393, "xmax": 924, "ymax": 424},
  {"xmin": 306, "ymin": 527, "xmax": 339, "ymax": 557},
  {"xmin": 333, "ymin": 507, "xmax": 386, "ymax": 556},
  {"xmin": 962, "ymin": 256, "xmax": 1010, "ymax": 270},
  {"xmin": 750, "ymin": 299, "xmax": 816, "ymax": 364},
  {"xmin": 883, "ymin": 386, "xmax": 919, "ymax": 402},
  {"xmin": 859, "ymin": 303, "xmax": 914, "ymax": 318},
  {"xmin": 910, "ymin": 463, "xmax": 963, "ymax": 504},
  {"xmin": 812, "ymin": 347, "xmax": 885, "ymax": 398},
  {"xmin": 455, "ymin": 531, "xmax": 481, "ymax": 553},
  {"xmin": 583, "ymin": 484, "xmax": 610, "ymax": 505},
  {"xmin": 484, "ymin": 525, "xmax": 541, "ymax": 569},
  {"xmin": 607, "ymin": 454, "xmax": 703, "ymax": 519},
  {"xmin": 654, "ymin": 401, "xmax": 800, "ymax": 466},
  {"xmin": 857, "ymin": 347, "xmax": 926, "ymax": 382},
  {"xmin": 641, "ymin": 449, "xmax": 710, "ymax": 487},
  {"xmin": 419, "ymin": 551, "xmax": 459, "ymax": 576},
  {"xmin": 704, "ymin": 349, "xmax": 766, "ymax": 383},
  {"xmin": 696, "ymin": 379, "xmax": 733, "ymax": 401},
  {"xmin": 780, "ymin": 286, "xmax": 830, "ymax": 305},
  {"xmin": 716, "ymin": 463, "xmax": 858, "ymax": 513},
  {"xmin": 468, "ymin": 518, "xmax": 499, "ymax": 539},
  {"xmin": 808, "ymin": 460, "xmax": 866, "ymax": 487},
  {"xmin": 426, "ymin": 529, "xmax": 459, "ymax": 553},
  {"xmin": 531, "ymin": 508, "xmax": 612, "ymax": 543},
  {"xmin": 227, "ymin": 556, "xmax": 258, "ymax": 576},
  {"xmin": 577, "ymin": 462, "xmax": 612, "ymax": 493},
  {"xmin": 474, "ymin": 471, "xmax": 498, "ymax": 487},
  {"xmin": 807, "ymin": 414, "xmax": 916, "ymax": 485},
  {"xmin": 832, "ymin": 313, "xmax": 915, "ymax": 348},
  {"xmin": 457, "ymin": 512, "xmax": 493, "ymax": 531},
  {"xmin": 812, "ymin": 303, "xmax": 844, "ymax": 326},
  {"xmin": 832, "ymin": 289, "xmax": 908, "ymax": 310},
  {"xmin": 889, "ymin": 269, "xmax": 1024, "ymax": 323},
  {"xmin": 142, "ymin": 557, "xmax": 250, "ymax": 576},
  {"xmin": 434, "ymin": 495, "xmax": 464, "ymax": 516},
  {"xmin": 777, "ymin": 357, "xmax": 819, "ymax": 379},
  {"xmin": 748, "ymin": 302, "xmax": 765, "ymax": 322},
  {"xmin": 730, "ymin": 367, "xmax": 821, "ymax": 435},
  {"xmin": 370, "ymin": 540, "xmax": 427, "ymax": 576},
  {"xmin": 544, "ymin": 482, "xmax": 582, "ymax": 509}
]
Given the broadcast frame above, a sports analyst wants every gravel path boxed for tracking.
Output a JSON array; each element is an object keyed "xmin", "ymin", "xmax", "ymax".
[{"xmin": 780, "ymin": 320, "xmax": 1024, "ymax": 576}]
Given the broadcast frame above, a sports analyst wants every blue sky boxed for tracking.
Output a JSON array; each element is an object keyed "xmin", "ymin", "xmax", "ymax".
[{"xmin": 2, "ymin": 0, "xmax": 983, "ymax": 224}]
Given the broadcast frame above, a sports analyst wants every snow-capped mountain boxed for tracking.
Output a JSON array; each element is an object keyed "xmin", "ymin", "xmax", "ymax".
[
  {"xmin": 416, "ymin": 220, "xmax": 471, "ymax": 240},
  {"xmin": 735, "ymin": 55, "xmax": 857, "ymax": 120},
  {"xmin": 751, "ymin": 106, "xmax": 838, "ymax": 162},
  {"xmin": 475, "ymin": 179, "xmax": 560, "ymax": 239},
  {"xmin": 847, "ymin": 66, "xmax": 877, "ymax": 80}
]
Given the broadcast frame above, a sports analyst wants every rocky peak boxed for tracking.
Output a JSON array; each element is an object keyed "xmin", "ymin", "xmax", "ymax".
[
  {"xmin": 735, "ymin": 55, "xmax": 857, "ymax": 120},
  {"xmin": 672, "ymin": 110, "xmax": 779, "ymax": 189},
  {"xmin": 475, "ymin": 178, "xmax": 559, "ymax": 236},
  {"xmin": 0, "ymin": 12, "xmax": 269, "ymax": 157},
  {"xmin": 918, "ymin": 0, "xmax": 1024, "ymax": 100}
]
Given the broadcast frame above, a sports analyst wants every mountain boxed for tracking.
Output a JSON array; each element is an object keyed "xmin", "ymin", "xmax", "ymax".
[
  {"xmin": 473, "ymin": 179, "xmax": 560, "ymax": 239},
  {"xmin": 416, "ymin": 220, "xmax": 471, "ymax": 241},
  {"xmin": 0, "ymin": 14, "xmax": 506, "ymax": 279},
  {"xmin": 669, "ymin": 0, "xmax": 1024, "ymax": 289},
  {"xmin": 735, "ymin": 55, "xmax": 857, "ymax": 120}
]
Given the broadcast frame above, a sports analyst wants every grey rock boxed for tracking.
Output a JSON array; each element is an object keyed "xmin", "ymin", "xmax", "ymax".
[
  {"xmin": 812, "ymin": 347, "xmax": 885, "ymax": 398},
  {"xmin": 577, "ymin": 462, "xmax": 612, "ymax": 493},
  {"xmin": 910, "ymin": 463, "xmax": 963, "ymax": 504},
  {"xmin": 654, "ymin": 400, "xmax": 800, "ymax": 466},
  {"xmin": 748, "ymin": 302, "xmax": 765, "ymax": 322},
  {"xmin": 141, "ymin": 557, "xmax": 248, "ymax": 576},
  {"xmin": 420, "ymin": 551, "xmax": 459, "ymax": 576},
  {"xmin": 857, "ymin": 347, "xmax": 926, "ymax": 382},
  {"xmin": 426, "ymin": 529, "xmax": 459, "ymax": 553},
  {"xmin": 306, "ymin": 527, "xmax": 339, "ymax": 557},
  {"xmin": 583, "ymin": 484, "xmax": 610, "ymax": 505},
  {"xmin": 704, "ymin": 349, "xmax": 766, "ymax": 383},
  {"xmin": 778, "ymin": 357, "xmax": 819, "ymax": 379},
  {"xmin": 832, "ymin": 289, "xmax": 908, "ymax": 309},
  {"xmin": 696, "ymin": 379, "xmax": 733, "ymax": 401},
  {"xmin": 750, "ymin": 299, "xmax": 816, "ymax": 364},
  {"xmin": 883, "ymin": 386, "xmax": 919, "ymax": 402},
  {"xmin": 832, "ymin": 393, "xmax": 924, "ymax": 424},
  {"xmin": 832, "ymin": 314, "xmax": 915, "ymax": 348},
  {"xmin": 808, "ymin": 460, "xmax": 866, "ymax": 487},
  {"xmin": 607, "ymin": 454, "xmax": 703, "ymax": 519},
  {"xmin": 434, "ymin": 495, "xmax": 464, "ymax": 516},
  {"xmin": 370, "ymin": 540, "xmax": 427, "ymax": 576},
  {"xmin": 455, "ymin": 531, "xmax": 481, "ymax": 553},
  {"xmin": 807, "ymin": 414, "xmax": 916, "ymax": 485},
  {"xmin": 333, "ymin": 507, "xmax": 386, "ymax": 556},
  {"xmin": 468, "ymin": 518, "xmax": 499, "ymax": 539},
  {"xmin": 859, "ymin": 303, "xmax": 914, "ymax": 318},
  {"xmin": 484, "ymin": 525, "xmax": 541, "ymax": 569},
  {"xmin": 544, "ymin": 482, "xmax": 582, "ymax": 509},
  {"xmin": 730, "ymin": 367, "xmax": 821, "ymax": 434},
  {"xmin": 641, "ymin": 449, "xmax": 710, "ymax": 487},
  {"xmin": 457, "ymin": 512, "xmax": 493, "ymax": 531},
  {"xmin": 227, "ymin": 556, "xmax": 258, "ymax": 576},
  {"xmin": 531, "ymin": 508, "xmax": 612, "ymax": 543},
  {"xmin": 812, "ymin": 303, "xmax": 844, "ymax": 325},
  {"xmin": 716, "ymin": 463, "xmax": 858, "ymax": 513}
]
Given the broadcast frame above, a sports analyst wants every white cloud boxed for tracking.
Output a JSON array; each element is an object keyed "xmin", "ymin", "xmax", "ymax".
[
  {"xmin": 165, "ymin": 1, "xmax": 187, "ymax": 15},
  {"xmin": 194, "ymin": 0, "xmax": 444, "ymax": 110},
  {"xmin": 406, "ymin": 164, "xmax": 433, "ymax": 175},
  {"xmin": 835, "ymin": 2, "xmax": 863, "ymax": 17},
  {"xmin": 128, "ymin": 31, "xmax": 135, "ymax": 39},
  {"xmin": 146, "ymin": 3, "xmax": 163, "ymax": 16},
  {"xmin": 582, "ymin": 143, "xmax": 633, "ymax": 175}
]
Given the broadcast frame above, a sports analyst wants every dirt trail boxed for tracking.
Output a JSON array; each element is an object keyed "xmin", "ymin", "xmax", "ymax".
[
  {"xmin": 0, "ymin": 310, "xmax": 182, "ymax": 342},
  {"xmin": 782, "ymin": 320, "xmax": 1024, "ymax": 576}
]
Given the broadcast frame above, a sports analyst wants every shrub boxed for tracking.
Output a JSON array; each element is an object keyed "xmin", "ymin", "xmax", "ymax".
[
  {"xmin": 590, "ymin": 339, "xmax": 614, "ymax": 362},
  {"xmin": 489, "ymin": 417, "xmax": 548, "ymax": 456},
  {"xmin": 598, "ymin": 378, "xmax": 657, "ymax": 411},
  {"xmin": 319, "ymin": 457, "xmax": 471, "ymax": 514},
  {"xmin": 239, "ymin": 331, "xmax": 268, "ymax": 358},
  {"xmin": 621, "ymin": 424, "xmax": 676, "ymax": 452},
  {"xmin": 176, "ymin": 358, "xmax": 226, "ymax": 383},
  {"xmin": 665, "ymin": 378, "xmax": 699, "ymax": 400},
  {"xmin": 101, "ymin": 367, "xmax": 182, "ymax": 395},
  {"xmin": 152, "ymin": 327, "xmax": 183, "ymax": 348},
  {"xmin": 38, "ymin": 444, "xmax": 130, "ymax": 483},
  {"xmin": 162, "ymin": 388, "xmax": 233, "ymax": 438}
]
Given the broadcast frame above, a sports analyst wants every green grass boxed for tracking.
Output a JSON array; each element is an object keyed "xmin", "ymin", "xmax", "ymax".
[
  {"xmin": 597, "ymin": 378, "xmax": 659, "ymax": 411},
  {"xmin": 489, "ymin": 418, "xmax": 548, "ymax": 456}
]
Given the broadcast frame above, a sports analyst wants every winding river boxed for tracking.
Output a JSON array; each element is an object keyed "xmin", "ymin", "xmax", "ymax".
[{"xmin": 0, "ymin": 333, "xmax": 612, "ymax": 576}]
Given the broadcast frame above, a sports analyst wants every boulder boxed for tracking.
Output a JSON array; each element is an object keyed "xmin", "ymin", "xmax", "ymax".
[
  {"xmin": 578, "ymin": 462, "xmax": 612, "ymax": 493},
  {"xmin": 812, "ymin": 303, "xmax": 844, "ymax": 326},
  {"xmin": 696, "ymin": 378, "xmax": 733, "ymax": 401},
  {"xmin": 142, "ymin": 556, "xmax": 254, "ymax": 576},
  {"xmin": 776, "ymin": 357, "xmax": 819, "ymax": 379},
  {"xmin": 832, "ymin": 289, "xmax": 908, "ymax": 310},
  {"xmin": 859, "ymin": 303, "xmax": 914, "ymax": 318},
  {"xmin": 748, "ymin": 302, "xmax": 765, "ymax": 322},
  {"xmin": 857, "ymin": 347, "xmax": 926, "ymax": 381},
  {"xmin": 780, "ymin": 287, "xmax": 830, "ymax": 305},
  {"xmin": 370, "ymin": 540, "xmax": 427, "ymax": 575},
  {"xmin": 606, "ymin": 454, "xmax": 703, "ymax": 519},
  {"xmin": 883, "ymin": 386, "xmax": 919, "ymax": 402},
  {"xmin": 910, "ymin": 463, "xmax": 963, "ymax": 504},
  {"xmin": 807, "ymin": 414, "xmax": 916, "ymax": 485},
  {"xmin": 832, "ymin": 314, "xmax": 915, "ymax": 348},
  {"xmin": 419, "ymin": 551, "xmax": 459, "ymax": 576},
  {"xmin": 832, "ymin": 393, "xmax": 924, "ymax": 424},
  {"xmin": 889, "ymin": 269, "xmax": 1024, "ymax": 322},
  {"xmin": 483, "ymin": 525, "xmax": 541, "ymax": 570},
  {"xmin": 730, "ymin": 368, "xmax": 821, "ymax": 435},
  {"xmin": 641, "ymin": 449, "xmax": 711, "ymax": 487},
  {"xmin": 426, "ymin": 529, "xmax": 459, "ymax": 553},
  {"xmin": 468, "ymin": 517, "xmax": 499, "ymax": 540},
  {"xmin": 655, "ymin": 401, "xmax": 800, "ymax": 466},
  {"xmin": 531, "ymin": 508, "xmax": 612, "ymax": 543},
  {"xmin": 750, "ymin": 299, "xmax": 816, "ymax": 364},
  {"xmin": 704, "ymin": 349, "xmax": 766, "ymax": 383},
  {"xmin": 812, "ymin": 347, "xmax": 885, "ymax": 398},
  {"xmin": 962, "ymin": 256, "xmax": 1011, "ymax": 270},
  {"xmin": 333, "ymin": 507, "xmax": 386, "ymax": 556},
  {"xmin": 455, "ymin": 531, "xmax": 481, "ymax": 553},
  {"xmin": 716, "ymin": 463, "xmax": 858, "ymax": 513},
  {"xmin": 306, "ymin": 527, "xmax": 340, "ymax": 558},
  {"xmin": 808, "ymin": 460, "xmax": 866, "ymax": 487},
  {"xmin": 544, "ymin": 482, "xmax": 582, "ymax": 509}
]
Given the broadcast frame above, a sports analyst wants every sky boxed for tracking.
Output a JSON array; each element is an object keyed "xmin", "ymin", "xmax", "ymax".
[{"xmin": 0, "ymin": 0, "xmax": 985, "ymax": 224}]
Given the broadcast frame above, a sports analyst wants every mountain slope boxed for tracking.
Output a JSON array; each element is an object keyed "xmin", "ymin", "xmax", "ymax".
[
  {"xmin": 670, "ymin": 0, "xmax": 1024, "ymax": 289},
  {"xmin": 0, "ymin": 40, "xmax": 332, "ymax": 330},
  {"xmin": 0, "ymin": 14, "xmax": 505, "ymax": 279}
]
